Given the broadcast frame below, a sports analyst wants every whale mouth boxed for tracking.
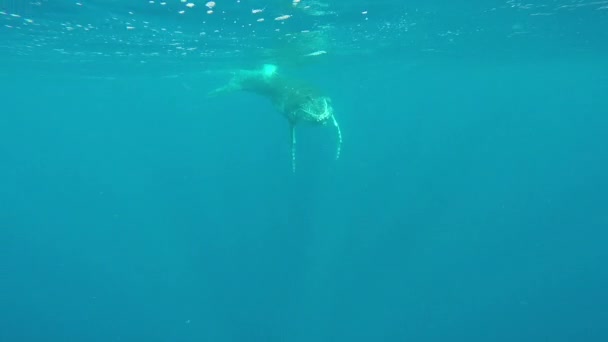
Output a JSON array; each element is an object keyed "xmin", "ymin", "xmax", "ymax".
[{"xmin": 299, "ymin": 96, "xmax": 333, "ymax": 124}]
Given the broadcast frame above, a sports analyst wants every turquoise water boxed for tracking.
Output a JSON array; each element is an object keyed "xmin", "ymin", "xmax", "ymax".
[{"xmin": 1, "ymin": 1, "xmax": 607, "ymax": 341}]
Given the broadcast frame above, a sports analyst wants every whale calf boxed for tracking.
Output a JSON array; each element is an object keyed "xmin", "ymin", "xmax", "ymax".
[{"xmin": 209, "ymin": 64, "xmax": 342, "ymax": 172}]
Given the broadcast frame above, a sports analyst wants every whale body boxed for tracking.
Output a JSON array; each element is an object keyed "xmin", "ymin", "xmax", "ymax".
[{"xmin": 209, "ymin": 64, "xmax": 342, "ymax": 172}]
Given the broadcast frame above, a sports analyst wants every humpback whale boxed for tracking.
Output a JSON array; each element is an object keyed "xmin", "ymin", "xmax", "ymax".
[{"xmin": 209, "ymin": 64, "xmax": 342, "ymax": 172}]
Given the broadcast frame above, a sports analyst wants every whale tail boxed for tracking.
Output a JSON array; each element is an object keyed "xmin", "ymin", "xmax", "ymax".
[
  {"xmin": 207, "ymin": 83, "xmax": 238, "ymax": 97},
  {"xmin": 207, "ymin": 64, "xmax": 279, "ymax": 98},
  {"xmin": 207, "ymin": 70, "xmax": 241, "ymax": 97}
]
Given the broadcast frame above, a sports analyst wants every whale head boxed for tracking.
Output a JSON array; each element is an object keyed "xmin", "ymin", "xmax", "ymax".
[{"xmin": 297, "ymin": 95, "xmax": 334, "ymax": 125}]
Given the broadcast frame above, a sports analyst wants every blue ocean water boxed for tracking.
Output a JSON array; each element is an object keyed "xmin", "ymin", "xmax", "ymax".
[{"xmin": 1, "ymin": 0, "xmax": 607, "ymax": 341}]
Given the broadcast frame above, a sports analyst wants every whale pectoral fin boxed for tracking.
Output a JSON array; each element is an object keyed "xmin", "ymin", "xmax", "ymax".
[
  {"xmin": 332, "ymin": 115, "xmax": 342, "ymax": 160},
  {"xmin": 290, "ymin": 125, "xmax": 297, "ymax": 173}
]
